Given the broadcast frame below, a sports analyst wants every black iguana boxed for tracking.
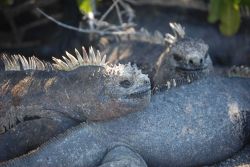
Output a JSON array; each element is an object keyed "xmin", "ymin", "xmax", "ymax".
[
  {"xmin": 98, "ymin": 22, "xmax": 213, "ymax": 90},
  {"xmin": 0, "ymin": 47, "xmax": 151, "ymax": 161},
  {"xmin": 0, "ymin": 72, "xmax": 249, "ymax": 167}
]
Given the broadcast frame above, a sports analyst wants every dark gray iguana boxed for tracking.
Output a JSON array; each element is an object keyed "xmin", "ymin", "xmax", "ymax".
[
  {"xmin": 1, "ymin": 73, "xmax": 249, "ymax": 167},
  {"xmin": 0, "ymin": 47, "xmax": 151, "ymax": 161},
  {"xmin": 98, "ymin": 22, "xmax": 213, "ymax": 90}
]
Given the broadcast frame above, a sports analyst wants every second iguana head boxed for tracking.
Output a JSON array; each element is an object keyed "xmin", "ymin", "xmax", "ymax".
[{"xmin": 154, "ymin": 23, "xmax": 213, "ymax": 90}]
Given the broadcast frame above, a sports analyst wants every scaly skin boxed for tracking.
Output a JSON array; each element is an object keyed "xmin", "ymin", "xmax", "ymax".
[
  {"xmin": 0, "ymin": 47, "xmax": 151, "ymax": 161},
  {"xmin": 1, "ymin": 74, "xmax": 249, "ymax": 167},
  {"xmin": 209, "ymin": 145, "xmax": 250, "ymax": 167}
]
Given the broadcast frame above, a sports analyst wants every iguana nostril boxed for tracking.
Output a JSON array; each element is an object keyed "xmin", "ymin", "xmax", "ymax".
[
  {"xmin": 144, "ymin": 80, "xmax": 150, "ymax": 85},
  {"xmin": 189, "ymin": 60, "xmax": 194, "ymax": 65},
  {"xmin": 200, "ymin": 59, "xmax": 203, "ymax": 65}
]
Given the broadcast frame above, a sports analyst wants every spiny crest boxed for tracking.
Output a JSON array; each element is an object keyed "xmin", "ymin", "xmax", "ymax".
[
  {"xmin": 2, "ymin": 54, "xmax": 53, "ymax": 71},
  {"xmin": 228, "ymin": 65, "xmax": 250, "ymax": 78},
  {"xmin": 115, "ymin": 22, "xmax": 185, "ymax": 45},
  {"xmin": 111, "ymin": 27, "xmax": 165, "ymax": 45},
  {"xmin": 165, "ymin": 22, "xmax": 186, "ymax": 45},
  {"xmin": 52, "ymin": 46, "xmax": 107, "ymax": 71},
  {"xmin": 137, "ymin": 22, "xmax": 186, "ymax": 45},
  {"xmin": 137, "ymin": 28, "xmax": 165, "ymax": 44}
]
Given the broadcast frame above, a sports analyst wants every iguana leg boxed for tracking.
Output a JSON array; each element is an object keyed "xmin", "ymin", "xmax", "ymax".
[
  {"xmin": 0, "ymin": 117, "xmax": 78, "ymax": 162},
  {"xmin": 98, "ymin": 145, "xmax": 147, "ymax": 167},
  {"xmin": 228, "ymin": 66, "xmax": 250, "ymax": 78}
]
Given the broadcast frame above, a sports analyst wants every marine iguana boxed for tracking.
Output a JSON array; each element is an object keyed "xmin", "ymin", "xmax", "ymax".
[
  {"xmin": 0, "ymin": 47, "xmax": 151, "ymax": 161},
  {"xmin": 0, "ymin": 23, "xmax": 214, "ymax": 161},
  {"xmin": 1, "ymin": 73, "xmax": 249, "ymax": 167},
  {"xmin": 98, "ymin": 22, "xmax": 213, "ymax": 90}
]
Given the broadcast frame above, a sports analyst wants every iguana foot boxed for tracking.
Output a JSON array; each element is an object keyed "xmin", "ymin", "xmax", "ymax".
[
  {"xmin": 228, "ymin": 66, "xmax": 250, "ymax": 78},
  {"xmin": 98, "ymin": 145, "xmax": 147, "ymax": 167}
]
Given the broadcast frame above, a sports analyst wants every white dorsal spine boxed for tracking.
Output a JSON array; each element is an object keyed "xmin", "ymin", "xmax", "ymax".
[
  {"xmin": 52, "ymin": 46, "xmax": 107, "ymax": 71},
  {"xmin": 52, "ymin": 46, "xmax": 146, "ymax": 79},
  {"xmin": 1, "ymin": 46, "xmax": 107, "ymax": 72},
  {"xmin": 105, "ymin": 22, "xmax": 185, "ymax": 46},
  {"xmin": 228, "ymin": 65, "xmax": 250, "ymax": 78},
  {"xmin": 2, "ymin": 54, "xmax": 52, "ymax": 71},
  {"xmin": 165, "ymin": 22, "xmax": 186, "ymax": 44},
  {"xmin": 1, "ymin": 46, "xmax": 146, "ymax": 80}
]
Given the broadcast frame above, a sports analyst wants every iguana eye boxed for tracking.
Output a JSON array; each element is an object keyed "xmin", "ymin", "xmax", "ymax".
[
  {"xmin": 120, "ymin": 80, "xmax": 132, "ymax": 88},
  {"xmin": 173, "ymin": 54, "xmax": 182, "ymax": 61}
]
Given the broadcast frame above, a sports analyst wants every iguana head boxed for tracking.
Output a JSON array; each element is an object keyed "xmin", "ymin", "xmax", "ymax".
[
  {"xmin": 154, "ymin": 23, "xmax": 213, "ymax": 90},
  {"xmin": 52, "ymin": 47, "xmax": 151, "ymax": 121},
  {"xmin": 168, "ymin": 37, "xmax": 212, "ymax": 73},
  {"xmin": 165, "ymin": 22, "xmax": 212, "ymax": 74},
  {"xmin": 100, "ymin": 63, "xmax": 151, "ymax": 120}
]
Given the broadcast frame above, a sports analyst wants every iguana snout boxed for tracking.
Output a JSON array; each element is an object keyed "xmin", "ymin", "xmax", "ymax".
[{"xmin": 169, "ymin": 38, "xmax": 212, "ymax": 72}]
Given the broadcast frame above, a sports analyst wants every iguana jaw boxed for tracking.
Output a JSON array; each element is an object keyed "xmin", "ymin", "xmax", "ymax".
[
  {"xmin": 173, "ymin": 54, "xmax": 213, "ymax": 75},
  {"xmin": 125, "ymin": 86, "xmax": 151, "ymax": 99},
  {"xmin": 175, "ymin": 66, "xmax": 208, "ymax": 72}
]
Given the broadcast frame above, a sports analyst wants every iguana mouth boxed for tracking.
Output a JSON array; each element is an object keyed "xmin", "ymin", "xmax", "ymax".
[
  {"xmin": 176, "ymin": 66, "xmax": 207, "ymax": 72},
  {"xmin": 126, "ymin": 87, "xmax": 151, "ymax": 99}
]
